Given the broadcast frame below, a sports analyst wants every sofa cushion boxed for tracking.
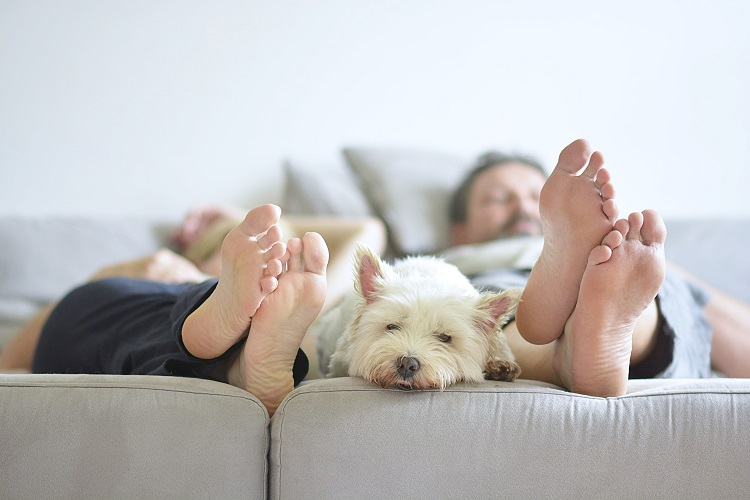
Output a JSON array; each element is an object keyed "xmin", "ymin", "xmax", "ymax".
[
  {"xmin": 270, "ymin": 377, "xmax": 750, "ymax": 499},
  {"xmin": 0, "ymin": 374, "xmax": 269, "ymax": 499}
]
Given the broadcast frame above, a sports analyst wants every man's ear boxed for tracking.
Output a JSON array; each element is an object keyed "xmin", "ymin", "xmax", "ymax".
[{"xmin": 353, "ymin": 244, "xmax": 384, "ymax": 304}]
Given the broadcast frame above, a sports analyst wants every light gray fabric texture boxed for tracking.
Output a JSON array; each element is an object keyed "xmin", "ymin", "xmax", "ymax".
[
  {"xmin": 664, "ymin": 219, "xmax": 750, "ymax": 303},
  {"xmin": 270, "ymin": 377, "xmax": 750, "ymax": 500},
  {"xmin": 343, "ymin": 147, "xmax": 470, "ymax": 256},
  {"xmin": 281, "ymin": 159, "xmax": 374, "ymax": 217},
  {"xmin": 0, "ymin": 374, "xmax": 269, "ymax": 500}
]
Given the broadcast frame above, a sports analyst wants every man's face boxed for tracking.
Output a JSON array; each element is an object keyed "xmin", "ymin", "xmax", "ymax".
[{"xmin": 452, "ymin": 162, "xmax": 546, "ymax": 245}]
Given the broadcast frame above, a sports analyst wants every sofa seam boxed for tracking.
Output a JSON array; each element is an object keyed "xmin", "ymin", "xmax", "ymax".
[
  {"xmin": 279, "ymin": 386, "xmax": 750, "ymax": 401},
  {"xmin": 0, "ymin": 383, "xmax": 267, "ymax": 406}
]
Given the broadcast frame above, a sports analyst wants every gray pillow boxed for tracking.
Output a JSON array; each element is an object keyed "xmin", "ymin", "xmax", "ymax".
[
  {"xmin": 343, "ymin": 147, "xmax": 471, "ymax": 256},
  {"xmin": 281, "ymin": 159, "xmax": 373, "ymax": 217}
]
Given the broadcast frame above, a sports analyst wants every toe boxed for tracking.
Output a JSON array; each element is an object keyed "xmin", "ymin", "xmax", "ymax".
[
  {"xmin": 583, "ymin": 151, "xmax": 605, "ymax": 179},
  {"xmin": 287, "ymin": 238, "xmax": 303, "ymax": 272},
  {"xmin": 600, "ymin": 182, "xmax": 616, "ymax": 200},
  {"xmin": 596, "ymin": 167, "xmax": 616, "ymax": 200},
  {"xmin": 556, "ymin": 139, "xmax": 592, "ymax": 174},
  {"xmin": 278, "ymin": 246, "xmax": 291, "ymax": 267},
  {"xmin": 264, "ymin": 241, "xmax": 287, "ymax": 262},
  {"xmin": 594, "ymin": 166, "xmax": 611, "ymax": 189},
  {"xmin": 260, "ymin": 275, "xmax": 279, "ymax": 295},
  {"xmin": 602, "ymin": 198, "xmax": 619, "ymax": 223},
  {"xmin": 627, "ymin": 212, "xmax": 644, "ymax": 240},
  {"xmin": 258, "ymin": 225, "xmax": 283, "ymax": 249},
  {"xmin": 640, "ymin": 209, "xmax": 667, "ymax": 245},
  {"xmin": 265, "ymin": 258, "xmax": 283, "ymax": 277},
  {"xmin": 240, "ymin": 205, "xmax": 282, "ymax": 237},
  {"xmin": 301, "ymin": 232, "xmax": 329, "ymax": 275},
  {"xmin": 588, "ymin": 244, "xmax": 613, "ymax": 266},
  {"xmin": 602, "ymin": 229, "xmax": 623, "ymax": 251},
  {"xmin": 614, "ymin": 218, "xmax": 629, "ymax": 235}
]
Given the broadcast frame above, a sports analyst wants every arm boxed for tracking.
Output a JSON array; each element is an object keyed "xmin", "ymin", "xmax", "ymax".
[{"xmin": 668, "ymin": 261, "xmax": 750, "ymax": 377}]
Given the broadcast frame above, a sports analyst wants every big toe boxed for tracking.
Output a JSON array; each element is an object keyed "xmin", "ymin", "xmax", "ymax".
[
  {"xmin": 640, "ymin": 209, "xmax": 667, "ymax": 245},
  {"xmin": 555, "ymin": 138, "xmax": 593, "ymax": 174},
  {"xmin": 301, "ymin": 232, "xmax": 329, "ymax": 275},
  {"xmin": 240, "ymin": 204, "xmax": 282, "ymax": 236}
]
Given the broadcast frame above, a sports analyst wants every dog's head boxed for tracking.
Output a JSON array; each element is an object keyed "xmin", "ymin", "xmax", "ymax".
[{"xmin": 344, "ymin": 245, "xmax": 519, "ymax": 390}]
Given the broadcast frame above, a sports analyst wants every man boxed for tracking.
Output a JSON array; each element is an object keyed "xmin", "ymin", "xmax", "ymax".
[{"xmin": 447, "ymin": 139, "xmax": 750, "ymax": 395}]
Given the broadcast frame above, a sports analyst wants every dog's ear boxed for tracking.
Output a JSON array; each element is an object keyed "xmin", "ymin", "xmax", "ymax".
[
  {"xmin": 353, "ymin": 244, "xmax": 384, "ymax": 304},
  {"xmin": 476, "ymin": 288, "xmax": 521, "ymax": 334}
]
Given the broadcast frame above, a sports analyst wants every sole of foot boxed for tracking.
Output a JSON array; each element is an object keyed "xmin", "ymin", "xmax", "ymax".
[
  {"xmin": 553, "ymin": 210, "xmax": 667, "ymax": 397},
  {"xmin": 231, "ymin": 232, "xmax": 329, "ymax": 416},
  {"xmin": 516, "ymin": 139, "xmax": 619, "ymax": 345},
  {"xmin": 182, "ymin": 204, "xmax": 287, "ymax": 360}
]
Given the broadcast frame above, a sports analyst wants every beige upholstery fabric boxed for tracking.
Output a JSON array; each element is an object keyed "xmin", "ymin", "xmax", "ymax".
[
  {"xmin": 270, "ymin": 377, "xmax": 750, "ymax": 500},
  {"xmin": 0, "ymin": 374, "xmax": 269, "ymax": 500}
]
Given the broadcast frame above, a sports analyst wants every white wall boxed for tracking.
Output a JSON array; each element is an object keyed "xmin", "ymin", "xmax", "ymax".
[{"xmin": 2, "ymin": 0, "xmax": 749, "ymax": 220}]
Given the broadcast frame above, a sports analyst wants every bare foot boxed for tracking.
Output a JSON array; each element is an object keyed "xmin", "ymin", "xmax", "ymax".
[
  {"xmin": 553, "ymin": 210, "xmax": 667, "ymax": 397},
  {"xmin": 227, "ymin": 232, "xmax": 329, "ymax": 416},
  {"xmin": 182, "ymin": 205, "xmax": 287, "ymax": 359},
  {"xmin": 516, "ymin": 139, "xmax": 618, "ymax": 345}
]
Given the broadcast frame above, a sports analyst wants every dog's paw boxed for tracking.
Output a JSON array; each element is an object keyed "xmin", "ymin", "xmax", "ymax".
[{"xmin": 484, "ymin": 359, "xmax": 521, "ymax": 382}]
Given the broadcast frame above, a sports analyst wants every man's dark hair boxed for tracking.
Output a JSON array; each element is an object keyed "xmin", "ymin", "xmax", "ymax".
[{"xmin": 448, "ymin": 151, "xmax": 547, "ymax": 224}]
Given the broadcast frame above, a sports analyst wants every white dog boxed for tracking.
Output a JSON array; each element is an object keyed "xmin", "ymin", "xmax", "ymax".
[{"xmin": 314, "ymin": 244, "xmax": 521, "ymax": 390}]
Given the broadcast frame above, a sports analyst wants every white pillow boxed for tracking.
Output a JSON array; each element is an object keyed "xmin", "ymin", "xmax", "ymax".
[
  {"xmin": 281, "ymin": 159, "xmax": 373, "ymax": 217},
  {"xmin": 343, "ymin": 147, "xmax": 471, "ymax": 256}
]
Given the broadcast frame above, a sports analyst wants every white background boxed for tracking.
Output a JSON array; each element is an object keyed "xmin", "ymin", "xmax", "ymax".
[{"xmin": 1, "ymin": 0, "xmax": 748, "ymax": 220}]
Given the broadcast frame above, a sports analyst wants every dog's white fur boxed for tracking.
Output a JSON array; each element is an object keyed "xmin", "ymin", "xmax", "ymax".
[{"xmin": 314, "ymin": 245, "xmax": 521, "ymax": 390}]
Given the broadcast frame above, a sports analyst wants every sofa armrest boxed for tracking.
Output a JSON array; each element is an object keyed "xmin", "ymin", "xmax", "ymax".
[{"xmin": 0, "ymin": 374, "xmax": 269, "ymax": 499}]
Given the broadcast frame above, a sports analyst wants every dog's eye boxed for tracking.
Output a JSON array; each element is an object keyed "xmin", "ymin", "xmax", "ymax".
[
  {"xmin": 436, "ymin": 333, "xmax": 452, "ymax": 343},
  {"xmin": 386, "ymin": 324, "xmax": 401, "ymax": 332}
]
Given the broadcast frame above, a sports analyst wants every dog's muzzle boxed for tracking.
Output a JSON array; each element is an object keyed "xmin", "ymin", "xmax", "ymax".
[{"xmin": 396, "ymin": 356, "xmax": 420, "ymax": 380}]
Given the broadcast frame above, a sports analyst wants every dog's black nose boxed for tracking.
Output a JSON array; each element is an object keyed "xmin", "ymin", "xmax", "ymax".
[{"xmin": 397, "ymin": 356, "xmax": 420, "ymax": 379}]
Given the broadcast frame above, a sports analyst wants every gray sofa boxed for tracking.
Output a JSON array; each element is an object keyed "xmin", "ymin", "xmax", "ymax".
[{"xmin": 1, "ymin": 214, "xmax": 749, "ymax": 499}]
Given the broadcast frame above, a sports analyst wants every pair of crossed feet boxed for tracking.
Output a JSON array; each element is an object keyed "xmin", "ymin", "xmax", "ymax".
[
  {"xmin": 516, "ymin": 139, "xmax": 667, "ymax": 396},
  {"xmin": 182, "ymin": 204, "xmax": 329, "ymax": 416}
]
